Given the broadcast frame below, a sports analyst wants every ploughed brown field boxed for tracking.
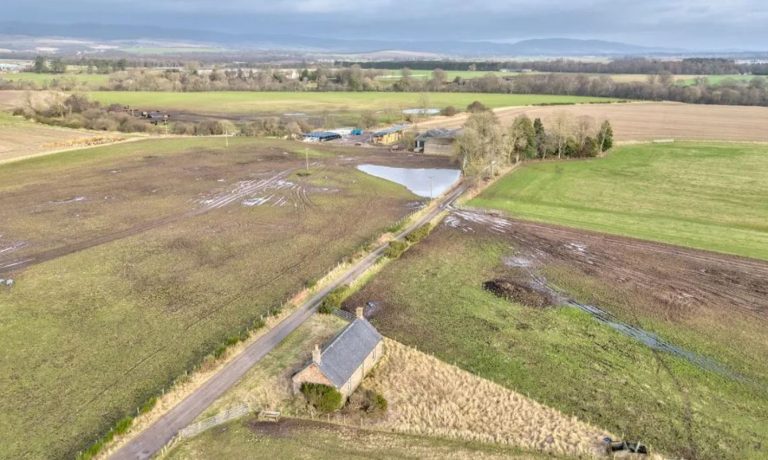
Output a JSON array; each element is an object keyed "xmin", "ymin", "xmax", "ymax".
[{"xmin": 422, "ymin": 101, "xmax": 768, "ymax": 142}]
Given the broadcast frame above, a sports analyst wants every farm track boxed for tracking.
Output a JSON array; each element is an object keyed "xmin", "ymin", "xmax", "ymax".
[{"xmin": 0, "ymin": 168, "xmax": 296, "ymax": 276}]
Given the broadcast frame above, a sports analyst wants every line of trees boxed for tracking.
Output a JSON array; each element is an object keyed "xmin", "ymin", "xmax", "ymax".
[
  {"xmin": 455, "ymin": 109, "xmax": 613, "ymax": 175},
  {"xmin": 342, "ymin": 58, "xmax": 768, "ymax": 76},
  {"xmin": 32, "ymin": 56, "xmax": 67, "ymax": 74},
  {"xmin": 381, "ymin": 69, "xmax": 768, "ymax": 107},
  {"xmin": 507, "ymin": 73, "xmax": 768, "ymax": 106},
  {"xmin": 7, "ymin": 58, "xmax": 768, "ymax": 107},
  {"xmin": 14, "ymin": 94, "xmax": 314, "ymax": 137}
]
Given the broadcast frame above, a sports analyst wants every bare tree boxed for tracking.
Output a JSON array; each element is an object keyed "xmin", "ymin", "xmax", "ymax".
[
  {"xmin": 457, "ymin": 111, "xmax": 507, "ymax": 175},
  {"xmin": 429, "ymin": 68, "xmax": 447, "ymax": 91},
  {"xmin": 550, "ymin": 112, "xmax": 574, "ymax": 159},
  {"xmin": 574, "ymin": 115, "xmax": 596, "ymax": 149}
]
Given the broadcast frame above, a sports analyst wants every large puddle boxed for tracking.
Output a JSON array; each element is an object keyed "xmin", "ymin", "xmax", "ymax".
[{"xmin": 357, "ymin": 164, "xmax": 461, "ymax": 198}]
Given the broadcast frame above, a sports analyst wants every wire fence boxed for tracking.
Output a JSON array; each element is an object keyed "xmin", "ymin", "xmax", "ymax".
[
  {"xmin": 177, "ymin": 403, "xmax": 252, "ymax": 439},
  {"xmin": 156, "ymin": 404, "xmax": 275, "ymax": 458}
]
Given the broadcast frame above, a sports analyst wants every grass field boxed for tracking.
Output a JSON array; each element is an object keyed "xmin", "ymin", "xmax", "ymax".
[
  {"xmin": 373, "ymin": 69, "xmax": 761, "ymax": 86},
  {"xmin": 0, "ymin": 71, "xmax": 109, "ymax": 87},
  {"xmin": 346, "ymin": 221, "xmax": 768, "ymax": 460},
  {"xmin": 198, "ymin": 314, "xmax": 347, "ymax": 419},
  {"xmin": 674, "ymin": 74, "xmax": 760, "ymax": 86},
  {"xmin": 0, "ymin": 137, "xmax": 431, "ymax": 458},
  {"xmin": 86, "ymin": 91, "xmax": 617, "ymax": 115},
  {"xmin": 470, "ymin": 142, "xmax": 768, "ymax": 260},
  {"xmin": 167, "ymin": 417, "xmax": 550, "ymax": 460}
]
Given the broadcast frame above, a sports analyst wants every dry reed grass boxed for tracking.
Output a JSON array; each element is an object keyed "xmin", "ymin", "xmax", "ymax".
[{"xmin": 365, "ymin": 339, "xmax": 612, "ymax": 458}]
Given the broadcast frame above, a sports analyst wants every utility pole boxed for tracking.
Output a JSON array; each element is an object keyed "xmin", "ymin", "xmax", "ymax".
[{"xmin": 225, "ymin": 131, "xmax": 229, "ymax": 148}]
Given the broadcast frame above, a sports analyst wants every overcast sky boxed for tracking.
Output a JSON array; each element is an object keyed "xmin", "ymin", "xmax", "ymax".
[{"xmin": 4, "ymin": 0, "xmax": 768, "ymax": 50}]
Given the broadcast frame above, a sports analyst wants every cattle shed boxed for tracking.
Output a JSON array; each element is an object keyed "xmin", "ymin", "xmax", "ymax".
[
  {"xmin": 292, "ymin": 308, "xmax": 383, "ymax": 399},
  {"xmin": 415, "ymin": 128, "xmax": 462, "ymax": 155}
]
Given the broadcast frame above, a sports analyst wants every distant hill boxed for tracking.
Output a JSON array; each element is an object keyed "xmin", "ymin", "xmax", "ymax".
[
  {"xmin": 0, "ymin": 22, "xmax": 700, "ymax": 58},
  {"xmin": 505, "ymin": 38, "xmax": 676, "ymax": 55}
]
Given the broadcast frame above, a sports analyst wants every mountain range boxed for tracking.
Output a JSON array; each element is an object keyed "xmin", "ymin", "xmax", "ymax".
[{"xmin": 0, "ymin": 22, "xmax": 689, "ymax": 57}]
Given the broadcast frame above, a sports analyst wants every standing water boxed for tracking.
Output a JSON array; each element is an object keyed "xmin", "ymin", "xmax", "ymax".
[{"xmin": 357, "ymin": 164, "xmax": 461, "ymax": 198}]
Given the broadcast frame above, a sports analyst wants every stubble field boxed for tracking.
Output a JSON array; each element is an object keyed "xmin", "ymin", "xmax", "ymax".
[
  {"xmin": 422, "ymin": 101, "xmax": 768, "ymax": 142},
  {"xmin": 0, "ymin": 111, "xmax": 125, "ymax": 164}
]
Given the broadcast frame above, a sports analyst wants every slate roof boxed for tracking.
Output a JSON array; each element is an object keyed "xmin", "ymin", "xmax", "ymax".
[
  {"xmin": 315, "ymin": 318, "xmax": 382, "ymax": 388},
  {"xmin": 415, "ymin": 128, "xmax": 461, "ymax": 142}
]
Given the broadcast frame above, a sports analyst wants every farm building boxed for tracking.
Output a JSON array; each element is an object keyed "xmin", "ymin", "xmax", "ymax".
[
  {"xmin": 292, "ymin": 308, "xmax": 383, "ymax": 399},
  {"xmin": 415, "ymin": 128, "xmax": 462, "ymax": 155},
  {"xmin": 303, "ymin": 131, "xmax": 342, "ymax": 142},
  {"xmin": 372, "ymin": 124, "xmax": 408, "ymax": 145}
]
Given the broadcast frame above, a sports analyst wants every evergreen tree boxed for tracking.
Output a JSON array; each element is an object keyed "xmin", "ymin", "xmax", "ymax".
[
  {"xmin": 509, "ymin": 115, "xmax": 537, "ymax": 162},
  {"xmin": 533, "ymin": 118, "xmax": 547, "ymax": 158},
  {"xmin": 597, "ymin": 120, "xmax": 614, "ymax": 152}
]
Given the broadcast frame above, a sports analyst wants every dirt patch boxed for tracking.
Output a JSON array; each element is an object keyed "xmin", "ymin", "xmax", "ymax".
[
  {"xmin": 449, "ymin": 209, "xmax": 768, "ymax": 320},
  {"xmin": 247, "ymin": 418, "xmax": 308, "ymax": 438},
  {"xmin": 483, "ymin": 278, "xmax": 555, "ymax": 307}
]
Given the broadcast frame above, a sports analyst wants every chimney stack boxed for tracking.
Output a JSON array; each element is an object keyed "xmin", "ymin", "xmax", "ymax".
[
  {"xmin": 312, "ymin": 344, "xmax": 321, "ymax": 365},
  {"xmin": 355, "ymin": 307, "xmax": 364, "ymax": 320}
]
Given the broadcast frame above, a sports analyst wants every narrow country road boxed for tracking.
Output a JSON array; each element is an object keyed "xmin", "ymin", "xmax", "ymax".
[{"xmin": 109, "ymin": 183, "xmax": 466, "ymax": 460}]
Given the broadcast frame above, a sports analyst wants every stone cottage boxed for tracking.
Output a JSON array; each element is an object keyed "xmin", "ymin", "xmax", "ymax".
[{"xmin": 292, "ymin": 308, "xmax": 383, "ymax": 399}]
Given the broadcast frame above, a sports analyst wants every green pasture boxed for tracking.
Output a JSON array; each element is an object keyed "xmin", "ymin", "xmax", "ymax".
[{"xmin": 471, "ymin": 142, "xmax": 768, "ymax": 261}]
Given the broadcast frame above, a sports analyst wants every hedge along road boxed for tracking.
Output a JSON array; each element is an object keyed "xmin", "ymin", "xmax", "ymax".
[{"xmin": 109, "ymin": 182, "xmax": 467, "ymax": 460}]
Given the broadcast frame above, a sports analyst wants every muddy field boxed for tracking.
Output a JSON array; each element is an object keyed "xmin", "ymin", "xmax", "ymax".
[
  {"xmin": 422, "ymin": 101, "xmax": 768, "ymax": 142},
  {"xmin": 0, "ymin": 139, "xmax": 449, "ymax": 276},
  {"xmin": 345, "ymin": 208, "xmax": 768, "ymax": 459},
  {"xmin": 0, "ymin": 137, "xmax": 452, "ymax": 459},
  {"xmin": 447, "ymin": 209, "xmax": 768, "ymax": 323}
]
